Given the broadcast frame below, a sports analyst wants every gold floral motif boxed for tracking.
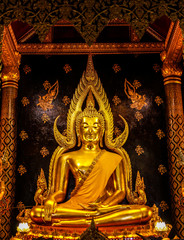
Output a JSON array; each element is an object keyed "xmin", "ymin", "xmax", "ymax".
[
  {"xmin": 19, "ymin": 130, "xmax": 28, "ymax": 141},
  {"xmin": 135, "ymin": 111, "xmax": 143, "ymax": 121},
  {"xmin": 40, "ymin": 147, "xmax": 49, "ymax": 158},
  {"xmin": 37, "ymin": 80, "xmax": 59, "ymax": 111},
  {"xmin": 63, "ymin": 64, "xmax": 72, "ymax": 73},
  {"xmin": 153, "ymin": 63, "xmax": 161, "ymax": 72},
  {"xmin": 62, "ymin": 96, "xmax": 71, "ymax": 106},
  {"xmin": 159, "ymin": 201, "xmax": 169, "ymax": 212},
  {"xmin": 112, "ymin": 64, "xmax": 121, "ymax": 73},
  {"xmin": 156, "ymin": 129, "xmax": 165, "ymax": 140},
  {"xmin": 158, "ymin": 164, "xmax": 167, "ymax": 175},
  {"xmin": 17, "ymin": 201, "xmax": 25, "ymax": 212},
  {"xmin": 135, "ymin": 145, "xmax": 144, "ymax": 155},
  {"xmin": 124, "ymin": 79, "xmax": 147, "ymax": 110},
  {"xmin": 114, "ymin": 127, "xmax": 122, "ymax": 137},
  {"xmin": 23, "ymin": 65, "xmax": 31, "ymax": 74},
  {"xmin": 43, "ymin": 80, "xmax": 51, "ymax": 90},
  {"xmin": 21, "ymin": 97, "xmax": 30, "ymax": 107},
  {"xmin": 133, "ymin": 80, "xmax": 141, "ymax": 89},
  {"xmin": 17, "ymin": 165, "xmax": 27, "ymax": 176},
  {"xmin": 155, "ymin": 96, "xmax": 164, "ymax": 106},
  {"xmin": 42, "ymin": 113, "xmax": 50, "ymax": 123},
  {"xmin": 112, "ymin": 96, "xmax": 121, "ymax": 106}
]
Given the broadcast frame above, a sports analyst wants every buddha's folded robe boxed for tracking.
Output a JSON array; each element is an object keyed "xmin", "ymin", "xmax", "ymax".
[{"xmin": 58, "ymin": 150, "xmax": 121, "ymax": 210}]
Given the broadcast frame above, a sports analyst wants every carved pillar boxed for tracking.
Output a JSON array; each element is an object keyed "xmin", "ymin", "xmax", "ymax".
[
  {"xmin": 161, "ymin": 20, "xmax": 184, "ymax": 237},
  {"xmin": 0, "ymin": 26, "xmax": 20, "ymax": 240}
]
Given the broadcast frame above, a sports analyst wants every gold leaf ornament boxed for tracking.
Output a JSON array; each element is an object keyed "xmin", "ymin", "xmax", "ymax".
[
  {"xmin": 17, "ymin": 165, "xmax": 27, "ymax": 176},
  {"xmin": 40, "ymin": 147, "xmax": 49, "ymax": 158},
  {"xmin": 21, "ymin": 97, "xmax": 30, "ymax": 107},
  {"xmin": 135, "ymin": 111, "xmax": 143, "ymax": 121},
  {"xmin": 62, "ymin": 96, "xmax": 71, "ymax": 106},
  {"xmin": 112, "ymin": 64, "xmax": 121, "ymax": 73},
  {"xmin": 135, "ymin": 145, "xmax": 144, "ymax": 155},
  {"xmin": 63, "ymin": 64, "xmax": 72, "ymax": 73},
  {"xmin": 156, "ymin": 129, "xmax": 165, "ymax": 140},
  {"xmin": 19, "ymin": 130, "xmax": 28, "ymax": 141},
  {"xmin": 23, "ymin": 65, "xmax": 31, "ymax": 74},
  {"xmin": 133, "ymin": 80, "xmax": 141, "ymax": 89},
  {"xmin": 42, "ymin": 113, "xmax": 50, "ymax": 123},
  {"xmin": 159, "ymin": 201, "xmax": 169, "ymax": 212},
  {"xmin": 43, "ymin": 80, "xmax": 51, "ymax": 90},
  {"xmin": 158, "ymin": 164, "xmax": 167, "ymax": 175},
  {"xmin": 112, "ymin": 95, "xmax": 121, "ymax": 106},
  {"xmin": 155, "ymin": 96, "xmax": 164, "ymax": 106}
]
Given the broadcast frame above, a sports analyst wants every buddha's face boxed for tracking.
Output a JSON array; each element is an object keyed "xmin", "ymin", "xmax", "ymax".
[{"xmin": 80, "ymin": 116, "xmax": 101, "ymax": 144}]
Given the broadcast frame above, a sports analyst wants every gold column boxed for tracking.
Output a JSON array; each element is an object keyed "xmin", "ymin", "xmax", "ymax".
[
  {"xmin": 0, "ymin": 26, "xmax": 21, "ymax": 240},
  {"xmin": 161, "ymin": 58, "xmax": 184, "ymax": 237},
  {"xmin": 0, "ymin": 67, "xmax": 20, "ymax": 240}
]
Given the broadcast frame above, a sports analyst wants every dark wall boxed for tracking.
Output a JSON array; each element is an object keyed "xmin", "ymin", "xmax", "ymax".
[{"xmin": 14, "ymin": 54, "xmax": 171, "ymax": 228}]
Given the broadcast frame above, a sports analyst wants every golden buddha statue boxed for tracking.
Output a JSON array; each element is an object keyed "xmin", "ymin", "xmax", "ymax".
[{"xmin": 31, "ymin": 54, "xmax": 152, "ymax": 227}]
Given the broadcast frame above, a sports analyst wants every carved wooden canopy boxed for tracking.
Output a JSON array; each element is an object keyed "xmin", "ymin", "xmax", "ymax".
[{"xmin": 0, "ymin": 0, "xmax": 184, "ymax": 46}]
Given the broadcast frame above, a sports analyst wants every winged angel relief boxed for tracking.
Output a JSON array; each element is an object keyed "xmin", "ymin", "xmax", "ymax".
[
  {"xmin": 37, "ymin": 81, "xmax": 59, "ymax": 111},
  {"xmin": 124, "ymin": 79, "xmax": 147, "ymax": 110}
]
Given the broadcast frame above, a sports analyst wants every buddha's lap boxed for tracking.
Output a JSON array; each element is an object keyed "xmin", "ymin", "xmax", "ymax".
[{"xmin": 31, "ymin": 204, "xmax": 152, "ymax": 225}]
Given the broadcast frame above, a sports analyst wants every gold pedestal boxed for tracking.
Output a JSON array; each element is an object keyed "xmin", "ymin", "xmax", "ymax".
[{"xmin": 12, "ymin": 220, "xmax": 172, "ymax": 240}]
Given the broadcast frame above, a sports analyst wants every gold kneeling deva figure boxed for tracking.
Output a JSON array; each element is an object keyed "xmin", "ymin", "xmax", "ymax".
[{"xmin": 31, "ymin": 54, "xmax": 152, "ymax": 226}]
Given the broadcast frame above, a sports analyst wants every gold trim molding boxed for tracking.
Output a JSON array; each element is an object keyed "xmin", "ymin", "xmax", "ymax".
[
  {"xmin": 163, "ymin": 77, "xmax": 182, "ymax": 85},
  {"xmin": 17, "ymin": 42, "xmax": 164, "ymax": 55}
]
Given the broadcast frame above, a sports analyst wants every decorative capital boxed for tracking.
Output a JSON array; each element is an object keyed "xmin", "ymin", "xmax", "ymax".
[
  {"xmin": 160, "ymin": 21, "xmax": 183, "ymax": 85},
  {"xmin": 1, "ymin": 66, "xmax": 20, "ymax": 88},
  {"xmin": 1, "ymin": 26, "xmax": 21, "ymax": 89},
  {"xmin": 161, "ymin": 60, "xmax": 182, "ymax": 85}
]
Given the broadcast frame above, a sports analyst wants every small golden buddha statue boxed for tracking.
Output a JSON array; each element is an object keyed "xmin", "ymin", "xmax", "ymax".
[{"xmin": 31, "ymin": 54, "xmax": 152, "ymax": 227}]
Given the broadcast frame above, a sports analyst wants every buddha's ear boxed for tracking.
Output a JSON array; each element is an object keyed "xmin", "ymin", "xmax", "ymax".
[
  {"xmin": 77, "ymin": 134, "xmax": 81, "ymax": 147},
  {"xmin": 100, "ymin": 130, "xmax": 104, "ymax": 148}
]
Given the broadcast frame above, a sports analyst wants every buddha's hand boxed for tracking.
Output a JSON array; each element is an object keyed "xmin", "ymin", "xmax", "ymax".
[
  {"xmin": 88, "ymin": 203, "xmax": 131, "ymax": 214},
  {"xmin": 88, "ymin": 202, "xmax": 105, "ymax": 210},
  {"xmin": 44, "ymin": 197, "xmax": 57, "ymax": 222},
  {"xmin": 79, "ymin": 202, "xmax": 101, "ymax": 210}
]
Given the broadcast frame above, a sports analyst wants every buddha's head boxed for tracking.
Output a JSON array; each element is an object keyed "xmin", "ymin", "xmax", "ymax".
[{"xmin": 76, "ymin": 91, "xmax": 105, "ymax": 147}]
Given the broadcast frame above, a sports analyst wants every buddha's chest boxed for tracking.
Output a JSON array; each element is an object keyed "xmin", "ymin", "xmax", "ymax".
[{"xmin": 68, "ymin": 156, "xmax": 96, "ymax": 178}]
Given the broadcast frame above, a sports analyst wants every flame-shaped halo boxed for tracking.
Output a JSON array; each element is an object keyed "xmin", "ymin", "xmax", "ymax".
[{"xmin": 54, "ymin": 54, "xmax": 128, "ymax": 150}]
